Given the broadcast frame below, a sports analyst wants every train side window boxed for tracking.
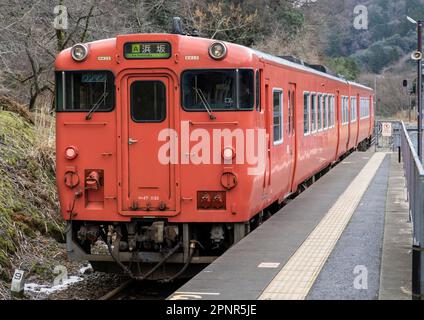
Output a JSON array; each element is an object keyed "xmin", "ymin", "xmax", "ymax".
[
  {"xmin": 311, "ymin": 93, "xmax": 317, "ymax": 133},
  {"xmin": 323, "ymin": 95, "xmax": 328, "ymax": 129},
  {"xmin": 273, "ymin": 89, "xmax": 283, "ymax": 145},
  {"xmin": 317, "ymin": 94, "xmax": 323, "ymax": 131},
  {"xmin": 360, "ymin": 97, "xmax": 370, "ymax": 119},
  {"xmin": 288, "ymin": 91, "xmax": 292, "ymax": 134},
  {"xmin": 303, "ymin": 92, "xmax": 310, "ymax": 135},
  {"xmin": 130, "ymin": 80, "xmax": 166, "ymax": 122},
  {"xmin": 342, "ymin": 96, "xmax": 348, "ymax": 125},
  {"xmin": 290, "ymin": 89, "xmax": 295, "ymax": 134},
  {"xmin": 256, "ymin": 70, "xmax": 261, "ymax": 111},
  {"xmin": 346, "ymin": 97, "xmax": 349, "ymax": 124},
  {"xmin": 328, "ymin": 96, "xmax": 331, "ymax": 128},
  {"xmin": 351, "ymin": 97, "xmax": 357, "ymax": 122}
]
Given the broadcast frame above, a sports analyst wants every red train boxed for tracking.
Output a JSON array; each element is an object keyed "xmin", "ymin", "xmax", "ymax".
[{"xmin": 55, "ymin": 25, "xmax": 374, "ymax": 279}]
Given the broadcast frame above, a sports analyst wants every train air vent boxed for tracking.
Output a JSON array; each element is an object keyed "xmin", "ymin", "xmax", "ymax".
[
  {"xmin": 171, "ymin": 17, "xmax": 185, "ymax": 35},
  {"xmin": 279, "ymin": 56, "xmax": 305, "ymax": 65}
]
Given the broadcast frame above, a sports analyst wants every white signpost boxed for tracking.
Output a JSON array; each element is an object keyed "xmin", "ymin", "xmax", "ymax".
[
  {"xmin": 382, "ymin": 122, "xmax": 392, "ymax": 137},
  {"xmin": 11, "ymin": 269, "xmax": 25, "ymax": 297}
]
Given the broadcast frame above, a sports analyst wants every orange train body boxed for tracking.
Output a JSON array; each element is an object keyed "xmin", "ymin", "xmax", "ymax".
[{"xmin": 55, "ymin": 33, "xmax": 374, "ymax": 275}]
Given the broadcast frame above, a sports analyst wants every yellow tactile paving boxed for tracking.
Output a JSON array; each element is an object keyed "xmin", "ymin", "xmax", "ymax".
[{"xmin": 259, "ymin": 152, "xmax": 386, "ymax": 300}]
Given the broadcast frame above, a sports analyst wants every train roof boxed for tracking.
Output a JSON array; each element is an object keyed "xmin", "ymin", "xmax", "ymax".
[
  {"xmin": 56, "ymin": 34, "xmax": 373, "ymax": 92},
  {"xmin": 251, "ymin": 49, "xmax": 373, "ymax": 91}
]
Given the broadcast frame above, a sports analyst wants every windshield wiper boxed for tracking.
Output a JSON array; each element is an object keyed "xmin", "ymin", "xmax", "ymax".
[
  {"xmin": 85, "ymin": 92, "xmax": 109, "ymax": 120},
  {"xmin": 193, "ymin": 87, "xmax": 216, "ymax": 120}
]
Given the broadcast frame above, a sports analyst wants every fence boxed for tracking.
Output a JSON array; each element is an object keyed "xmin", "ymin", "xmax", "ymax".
[
  {"xmin": 374, "ymin": 120, "xmax": 402, "ymax": 151},
  {"xmin": 400, "ymin": 121, "xmax": 424, "ymax": 300}
]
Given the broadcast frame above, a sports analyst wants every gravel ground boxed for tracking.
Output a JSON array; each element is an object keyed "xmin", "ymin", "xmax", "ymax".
[
  {"xmin": 0, "ymin": 235, "xmax": 129, "ymax": 300},
  {"xmin": 42, "ymin": 272, "xmax": 130, "ymax": 300}
]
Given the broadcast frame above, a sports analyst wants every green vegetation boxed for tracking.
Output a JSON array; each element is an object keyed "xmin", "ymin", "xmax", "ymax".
[
  {"xmin": 0, "ymin": 103, "xmax": 63, "ymax": 281},
  {"xmin": 326, "ymin": 57, "xmax": 360, "ymax": 80},
  {"xmin": 326, "ymin": 0, "xmax": 424, "ymax": 74}
]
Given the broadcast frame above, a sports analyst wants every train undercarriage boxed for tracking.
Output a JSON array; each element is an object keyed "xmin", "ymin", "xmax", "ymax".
[{"xmin": 66, "ymin": 217, "xmax": 266, "ymax": 280}]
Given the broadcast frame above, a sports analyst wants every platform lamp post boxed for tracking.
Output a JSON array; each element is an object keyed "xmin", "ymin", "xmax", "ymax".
[
  {"xmin": 408, "ymin": 16, "xmax": 423, "ymax": 162},
  {"xmin": 408, "ymin": 15, "xmax": 424, "ymax": 301}
]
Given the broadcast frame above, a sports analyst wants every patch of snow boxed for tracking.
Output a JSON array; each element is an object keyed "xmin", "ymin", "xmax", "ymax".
[
  {"xmin": 24, "ymin": 276, "xmax": 83, "ymax": 295},
  {"xmin": 79, "ymin": 263, "xmax": 93, "ymax": 275}
]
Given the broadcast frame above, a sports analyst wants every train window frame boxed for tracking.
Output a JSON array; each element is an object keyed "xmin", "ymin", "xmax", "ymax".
[
  {"xmin": 303, "ymin": 91, "xmax": 311, "ymax": 136},
  {"xmin": 55, "ymin": 70, "xmax": 116, "ymax": 113},
  {"xmin": 130, "ymin": 80, "xmax": 167, "ymax": 123},
  {"xmin": 272, "ymin": 88, "xmax": 284, "ymax": 145},
  {"xmin": 180, "ymin": 68, "xmax": 255, "ymax": 112},
  {"xmin": 310, "ymin": 92, "xmax": 317, "ymax": 134}
]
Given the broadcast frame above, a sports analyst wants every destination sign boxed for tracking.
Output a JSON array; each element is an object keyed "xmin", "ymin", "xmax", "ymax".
[{"xmin": 124, "ymin": 42, "xmax": 171, "ymax": 59}]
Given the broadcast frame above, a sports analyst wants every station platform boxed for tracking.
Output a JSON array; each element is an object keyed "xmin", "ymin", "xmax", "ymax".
[{"xmin": 168, "ymin": 151, "xmax": 412, "ymax": 300}]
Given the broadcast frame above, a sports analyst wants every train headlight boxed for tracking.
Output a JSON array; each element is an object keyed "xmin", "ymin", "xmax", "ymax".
[
  {"xmin": 71, "ymin": 44, "xmax": 89, "ymax": 62},
  {"xmin": 209, "ymin": 42, "xmax": 227, "ymax": 60},
  {"xmin": 65, "ymin": 146, "xmax": 78, "ymax": 160},
  {"xmin": 222, "ymin": 147, "xmax": 235, "ymax": 161}
]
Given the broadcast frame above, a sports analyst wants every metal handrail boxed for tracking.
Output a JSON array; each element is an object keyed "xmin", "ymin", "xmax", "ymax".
[{"xmin": 400, "ymin": 121, "xmax": 424, "ymax": 299}]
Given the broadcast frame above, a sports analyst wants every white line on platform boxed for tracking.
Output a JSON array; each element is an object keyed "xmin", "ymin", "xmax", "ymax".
[
  {"xmin": 172, "ymin": 292, "xmax": 221, "ymax": 295},
  {"xmin": 259, "ymin": 152, "xmax": 386, "ymax": 300},
  {"xmin": 258, "ymin": 262, "xmax": 281, "ymax": 268}
]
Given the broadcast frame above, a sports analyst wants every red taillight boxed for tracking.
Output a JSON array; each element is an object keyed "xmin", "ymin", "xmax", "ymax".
[
  {"xmin": 65, "ymin": 146, "xmax": 78, "ymax": 160},
  {"xmin": 197, "ymin": 191, "xmax": 226, "ymax": 210}
]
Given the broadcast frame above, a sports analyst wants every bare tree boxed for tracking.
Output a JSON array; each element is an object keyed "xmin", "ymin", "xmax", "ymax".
[{"xmin": 0, "ymin": 0, "xmax": 103, "ymax": 110}]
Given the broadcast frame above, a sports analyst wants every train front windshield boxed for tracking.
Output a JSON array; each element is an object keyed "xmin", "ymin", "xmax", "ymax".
[
  {"xmin": 55, "ymin": 71, "xmax": 115, "ymax": 112},
  {"xmin": 182, "ymin": 69, "xmax": 254, "ymax": 111}
]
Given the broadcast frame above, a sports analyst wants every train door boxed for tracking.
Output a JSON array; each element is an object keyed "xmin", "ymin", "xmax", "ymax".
[
  {"xmin": 121, "ymin": 74, "xmax": 176, "ymax": 213},
  {"xmin": 287, "ymin": 83, "xmax": 296, "ymax": 193}
]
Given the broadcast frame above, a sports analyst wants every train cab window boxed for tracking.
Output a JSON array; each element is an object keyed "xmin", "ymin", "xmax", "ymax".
[
  {"xmin": 56, "ymin": 71, "xmax": 115, "ymax": 112},
  {"xmin": 303, "ymin": 93, "xmax": 310, "ymax": 135},
  {"xmin": 130, "ymin": 81, "xmax": 166, "ymax": 122},
  {"xmin": 256, "ymin": 70, "xmax": 261, "ymax": 111},
  {"xmin": 239, "ymin": 69, "xmax": 255, "ymax": 109},
  {"xmin": 273, "ymin": 89, "xmax": 283, "ymax": 145},
  {"xmin": 182, "ymin": 69, "xmax": 254, "ymax": 111},
  {"xmin": 311, "ymin": 93, "xmax": 317, "ymax": 132}
]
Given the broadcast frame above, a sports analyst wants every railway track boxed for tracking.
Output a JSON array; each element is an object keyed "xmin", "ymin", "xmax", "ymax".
[{"xmin": 98, "ymin": 278, "xmax": 189, "ymax": 300}]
